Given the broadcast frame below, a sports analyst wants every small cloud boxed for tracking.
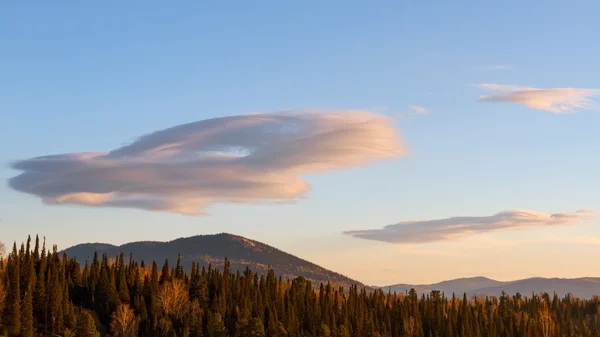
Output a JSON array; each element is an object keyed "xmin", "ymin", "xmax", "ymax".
[
  {"xmin": 477, "ymin": 83, "xmax": 600, "ymax": 113},
  {"xmin": 409, "ymin": 106, "xmax": 428, "ymax": 114},
  {"xmin": 577, "ymin": 208, "xmax": 596, "ymax": 213},
  {"xmin": 344, "ymin": 209, "xmax": 596, "ymax": 244},
  {"xmin": 9, "ymin": 110, "xmax": 405, "ymax": 215},
  {"xmin": 487, "ymin": 65, "xmax": 512, "ymax": 71},
  {"xmin": 543, "ymin": 235, "xmax": 600, "ymax": 246}
]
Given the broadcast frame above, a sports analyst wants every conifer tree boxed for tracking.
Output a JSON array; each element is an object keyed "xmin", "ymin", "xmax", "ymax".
[
  {"xmin": 20, "ymin": 277, "xmax": 34, "ymax": 337},
  {"xmin": 245, "ymin": 317, "xmax": 266, "ymax": 337},
  {"xmin": 5, "ymin": 244, "xmax": 21, "ymax": 336},
  {"xmin": 4, "ymin": 235, "xmax": 600, "ymax": 337},
  {"xmin": 75, "ymin": 311, "xmax": 100, "ymax": 337}
]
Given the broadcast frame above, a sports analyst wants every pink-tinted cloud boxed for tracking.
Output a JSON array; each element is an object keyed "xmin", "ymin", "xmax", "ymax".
[
  {"xmin": 478, "ymin": 84, "xmax": 600, "ymax": 113},
  {"xmin": 9, "ymin": 110, "xmax": 405, "ymax": 215},
  {"xmin": 409, "ymin": 106, "xmax": 428, "ymax": 114},
  {"xmin": 344, "ymin": 209, "xmax": 596, "ymax": 244}
]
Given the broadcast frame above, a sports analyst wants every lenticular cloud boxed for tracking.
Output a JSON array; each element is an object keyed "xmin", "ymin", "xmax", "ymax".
[
  {"xmin": 344, "ymin": 209, "xmax": 596, "ymax": 244},
  {"xmin": 9, "ymin": 110, "xmax": 405, "ymax": 214}
]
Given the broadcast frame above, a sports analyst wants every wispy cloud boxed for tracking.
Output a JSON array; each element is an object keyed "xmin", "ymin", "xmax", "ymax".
[
  {"xmin": 9, "ymin": 110, "xmax": 405, "ymax": 215},
  {"xmin": 409, "ymin": 106, "xmax": 428, "ymax": 114},
  {"xmin": 344, "ymin": 209, "xmax": 596, "ymax": 244},
  {"xmin": 543, "ymin": 235, "xmax": 600, "ymax": 246},
  {"xmin": 487, "ymin": 65, "xmax": 512, "ymax": 71},
  {"xmin": 577, "ymin": 208, "xmax": 596, "ymax": 213},
  {"xmin": 478, "ymin": 83, "xmax": 600, "ymax": 113}
]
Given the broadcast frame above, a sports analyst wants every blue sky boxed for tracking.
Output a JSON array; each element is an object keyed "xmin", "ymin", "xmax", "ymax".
[{"xmin": 2, "ymin": 1, "xmax": 599, "ymax": 285}]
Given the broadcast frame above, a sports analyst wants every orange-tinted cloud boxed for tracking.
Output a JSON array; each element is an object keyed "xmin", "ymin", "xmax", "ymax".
[
  {"xmin": 478, "ymin": 84, "xmax": 600, "ymax": 113},
  {"xmin": 9, "ymin": 110, "xmax": 405, "ymax": 214},
  {"xmin": 344, "ymin": 209, "xmax": 596, "ymax": 244}
]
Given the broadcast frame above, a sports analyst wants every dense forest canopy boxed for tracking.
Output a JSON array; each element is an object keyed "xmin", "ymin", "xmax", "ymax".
[{"xmin": 1, "ymin": 236, "xmax": 600, "ymax": 337}]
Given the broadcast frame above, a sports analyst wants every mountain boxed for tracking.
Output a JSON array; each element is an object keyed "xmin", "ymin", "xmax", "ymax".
[
  {"xmin": 381, "ymin": 277, "xmax": 505, "ymax": 296},
  {"xmin": 473, "ymin": 277, "xmax": 600, "ymax": 299},
  {"xmin": 62, "ymin": 233, "xmax": 363, "ymax": 288},
  {"xmin": 382, "ymin": 276, "xmax": 600, "ymax": 299}
]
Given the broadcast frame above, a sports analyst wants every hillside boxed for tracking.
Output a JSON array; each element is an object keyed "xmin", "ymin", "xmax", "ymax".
[
  {"xmin": 382, "ymin": 276, "xmax": 600, "ymax": 298},
  {"xmin": 473, "ymin": 277, "xmax": 600, "ymax": 298},
  {"xmin": 382, "ymin": 277, "xmax": 505, "ymax": 295},
  {"xmin": 62, "ymin": 233, "xmax": 363, "ymax": 288}
]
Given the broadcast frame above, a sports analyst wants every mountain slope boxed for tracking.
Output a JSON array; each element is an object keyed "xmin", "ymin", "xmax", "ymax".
[
  {"xmin": 62, "ymin": 233, "xmax": 363, "ymax": 288},
  {"xmin": 383, "ymin": 277, "xmax": 600, "ymax": 298},
  {"xmin": 472, "ymin": 277, "xmax": 600, "ymax": 299},
  {"xmin": 383, "ymin": 277, "xmax": 505, "ymax": 295}
]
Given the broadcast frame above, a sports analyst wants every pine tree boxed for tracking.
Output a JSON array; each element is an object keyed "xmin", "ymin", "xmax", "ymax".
[
  {"xmin": 245, "ymin": 317, "xmax": 266, "ymax": 337},
  {"xmin": 207, "ymin": 312, "xmax": 228, "ymax": 337},
  {"xmin": 4, "ymin": 234, "xmax": 600, "ymax": 337},
  {"xmin": 20, "ymin": 279, "xmax": 34, "ymax": 337},
  {"xmin": 75, "ymin": 311, "xmax": 100, "ymax": 337},
  {"xmin": 5, "ymin": 244, "xmax": 21, "ymax": 336}
]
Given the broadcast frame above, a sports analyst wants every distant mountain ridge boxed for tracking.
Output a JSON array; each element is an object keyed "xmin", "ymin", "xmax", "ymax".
[
  {"xmin": 61, "ymin": 233, "xmax": 600, "ymax": 298},
  {"xmin": 62, "ymin": 233, "xmax": 363, "ymax": 289},
  {"xmin": 382, "ymin": 276, "xmax": 600, "ymax": 299}
]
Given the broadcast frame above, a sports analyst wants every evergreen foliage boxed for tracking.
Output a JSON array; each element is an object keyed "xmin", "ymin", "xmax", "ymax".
[{"xmin": 1, "ymin": 235, "xmax": 599, "ymax": 336}]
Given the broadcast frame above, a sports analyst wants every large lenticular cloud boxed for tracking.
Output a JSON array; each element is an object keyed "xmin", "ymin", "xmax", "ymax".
[{"xmin": 9, "ymin": 110, "xmax": 405, "ymax": 214}]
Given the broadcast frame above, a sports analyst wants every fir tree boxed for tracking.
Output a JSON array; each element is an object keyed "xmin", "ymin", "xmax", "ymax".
[{"xmin": 75, "ymin": 311, "xmax": 100, "ymax": 337}]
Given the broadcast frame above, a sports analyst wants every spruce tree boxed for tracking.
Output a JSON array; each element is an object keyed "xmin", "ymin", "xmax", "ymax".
[
  {"xmin": 75, "ymin": 311, "xmax": 100, "ymax": 337},
  {"xmin": 20, "ymin": 278, "xmax": 34, "ymax": 337},
  {"xmin": 5, "ymin": 244, "xmax": 21, "ymax": 336}
]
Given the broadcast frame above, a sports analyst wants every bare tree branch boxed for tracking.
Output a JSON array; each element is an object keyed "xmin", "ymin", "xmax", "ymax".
[
  {"xmin": 110, "ymin": 304, "xmax": 140, "ymax": 337},
  {"xmin": 157, "ymin": 279, "xmax": 190, "ymax": 319}
]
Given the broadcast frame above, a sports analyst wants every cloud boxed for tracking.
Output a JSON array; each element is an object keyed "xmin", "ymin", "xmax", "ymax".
[
  {"xmin": 478, "ymin": 83, "xmax": 600, "ymax": 113},
  {"xmin": 543, "ymin": 235, "xmax": 600, "ymax": 246},
  {"xmin": 9, "ymin": 110, "xmax": 405, "ymax": 215},
  {"xmin": 409, "ymin": 106, "xmax": 428, "ymax": 114},
  {"xmin": 344, "ymin": 209, "xmax": 596, "ymax": 244},
  {"xmin": 577, "ymin": 208, "xmax": 596, "ymax": 213},
  {"xmin": 487, "ymin": 65, "xmax": 512, "ymax": 70}
]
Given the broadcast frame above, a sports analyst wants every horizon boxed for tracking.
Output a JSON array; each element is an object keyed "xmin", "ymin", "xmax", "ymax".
[
  {"xmin": 2, "ymin": 1, "xmax": 600, "ymax": 286},
  {"xmin": 6, "ymin": 231, "xmax": 600, "ymax": 288}
]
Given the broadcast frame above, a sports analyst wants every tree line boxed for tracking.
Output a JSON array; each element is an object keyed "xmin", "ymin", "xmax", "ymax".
[{"xmin": 1, "ymin": 236, "xmax": 600, "ymax": 337}]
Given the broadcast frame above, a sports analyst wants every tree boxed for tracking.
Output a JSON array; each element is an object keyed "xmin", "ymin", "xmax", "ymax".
[
  {"xmin": 20, "ymin": 285, "xmax": 34, "ymax": 337},
  {"xmin": 0, "ymin": 279, "xmax": 6, "ymax": 329},
  {"xmin": 267, "ymin": 321, "xmax": 288, "ymax": 337},
  {"xmin": 244, "ymin": 317, "xmax": 266, "ymax": 337},
  {"xmin": 110, "ymin": 304, "xmax": 140, "ymax": 337},
  {"xmin": 3, "ymin": 233, "xmax": 600, "ymax": 337},
  {"xmin": 318, "ymin": 323, "xmax": 331, "ymax": 337},
  {"xmin": 336, "ymin": 324, "xmax": 350, "ymax": 337},
  {"xmin": 157, "ymin": 279, "xmax": 190, "ymax": 319},
  {"xmin": 75, "ymin": 311, "xmax": 100, "ymax": 337},
  {"xmin": 5, "ymin": 244, "xmax": 21, "ymax": 336},
  {"xmin": 0, "ymin": 241, "xmax": 5, "ymax": 258},
  {"xmin": 207, "ymin": 312, "xmax": 228, "ymax": 337}
]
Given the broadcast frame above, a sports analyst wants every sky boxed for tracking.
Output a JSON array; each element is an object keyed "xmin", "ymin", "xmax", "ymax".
[{"xmin": 1, "ymin": 1, "xmax": 599, "ymax": 286}]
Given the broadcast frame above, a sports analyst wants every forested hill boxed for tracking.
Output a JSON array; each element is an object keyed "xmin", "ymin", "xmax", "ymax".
[
  {"xmin": 61, "ymin": 232, "xmax": 363, "ymax": 289},
  {"xmin": 3, "ymin": 235, "xmax": 600, "ymax": 337}
]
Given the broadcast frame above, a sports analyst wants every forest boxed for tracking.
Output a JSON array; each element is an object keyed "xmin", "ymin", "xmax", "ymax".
[{"xmin": 1, "ymin": 236, "xmax": 600, "ymax": 337}]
